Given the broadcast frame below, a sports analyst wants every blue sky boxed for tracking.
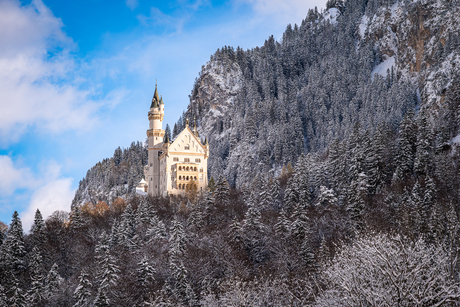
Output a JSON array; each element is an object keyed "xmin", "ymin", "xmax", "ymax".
[{"xmin": 0, "ymin": 0, "xmax": 326, "ymax": 230}]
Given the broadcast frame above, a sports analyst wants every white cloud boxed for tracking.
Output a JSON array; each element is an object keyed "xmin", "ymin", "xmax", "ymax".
[
  {"xmin": 0, "ymin": 155, "xmax": 73, "ymax": 230},
  {"xmin": 234, "ymin": 0, "xmax": 327, "ymax": 25},
  {"xmin": 125, "ymin": 0, "xmax": 138, "ymax": 10},
  {"xmin": 0, "ymin": 156, "xmax": 36, "ymax": 195},
  {"xmin": 21, "ymin": 177, "xmax": 74, "ymax": 232},
  {"xmin": 0, "ymin": 0, "xmax": 105, "ymax": 145}
]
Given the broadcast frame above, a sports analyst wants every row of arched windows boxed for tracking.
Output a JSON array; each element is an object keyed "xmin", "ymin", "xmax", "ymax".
[
  {"xmin": 178, "ymin": 166, "xmax": 198, "ymax": 172},
  {"xmin": 178, "ymin": 176, "xmax": 197, "ymax": 181},
  {"xmin": 178, "ymin": 184, "xmax": 191, "ymax": 189}
]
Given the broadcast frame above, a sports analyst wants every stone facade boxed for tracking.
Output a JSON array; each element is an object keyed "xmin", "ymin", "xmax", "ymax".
[{"xmin": 144, "ymin": 85, "xmax": 209, "ymax": 197}]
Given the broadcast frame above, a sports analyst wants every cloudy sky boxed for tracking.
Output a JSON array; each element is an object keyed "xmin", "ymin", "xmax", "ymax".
[{"xmin": 0, "ymin": 0, "xmax": 326, "ymax": 230}]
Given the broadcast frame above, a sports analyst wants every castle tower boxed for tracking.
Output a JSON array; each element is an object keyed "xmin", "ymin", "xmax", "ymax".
[
  {"xmin": 147, "ymin": 83, "xmax": 165, "ymax": 196},
  {"xmin": 141, "ymin": 82, "xmax": 209, "ymax": 198}
]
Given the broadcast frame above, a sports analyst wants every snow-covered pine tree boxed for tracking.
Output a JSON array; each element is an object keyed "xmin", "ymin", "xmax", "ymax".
[
  {"xmin": 137, "ymin": 256, "xmax": 156, "ymax": 295},
  {"xmin": 275, "ymin": 210, "xmax": 291, "ymax": 238},
  {"xmin": 346, "ymin": 172, "xmax": 368, "ymax": 234},
  {"xmin": 214, "ymin": 175, "xmax": 230, "ymax": 206},
  {"xmin": 414, "ymin": 112, "xmax": 433, "ymax": 175},
  {"xmin": 393, "ymin": 110, "xmax": 417, "ymax": 183},
  {"xmin": 119, "ymin": 204, "xmax": 137, "ymax": 246},
  {"xmin": 241, "ymin": 205, "xmax": 266, "ymax": 264},
  {"xmin": 146, "ymin": 212, "xmax": 167, "ymax": 242},
  {"xmin": 29, "ymin": 209, "xmax": 46, "ymax": 248},
  {"xmin": 45, "ymin": 263, "xmax": 61, "ymax": 298},
  {"xmin": 28, "ymin": 246, "xmax": 45, "ymax": 306},
  {"xmin": 73, "ymin": 271, "xmax": 92, "ymax": 307},
  {"xmin": 8, "ymin": 278, "xmax": 28, "ymax": 307},
  {"xmin": 93, "ymin": 287, "xmax": 109, "ymax": 307},
  {"xmin": 96, "ymin": 250, "xmax": 120, "ymax": 290},
  {"xmin": 4, "ymin": 211, "xmax": 25, "ymax": 278},
  {"xmin": 169, "ymin": 217, "xmax": 187, "ymax": 258}
]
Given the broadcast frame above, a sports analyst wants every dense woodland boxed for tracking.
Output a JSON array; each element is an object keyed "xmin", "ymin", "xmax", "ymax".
[{"xmin": 2, "ymin": 0, "xmax": 460, "ymax": 305}]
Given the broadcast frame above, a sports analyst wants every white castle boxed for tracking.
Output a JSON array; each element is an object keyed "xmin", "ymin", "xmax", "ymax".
[{"xmin": 141, "ymin": 84, "xmax": 209, "ymax": 197}]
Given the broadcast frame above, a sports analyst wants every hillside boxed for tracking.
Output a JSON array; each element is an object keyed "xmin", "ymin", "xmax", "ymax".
[
  {"xmin": 4, "ymin": 0, "xmax": 460, "ymax": 306},
  {"xmin": 177, "ymin": 0, "xmax": 460, "ymax": 187}
]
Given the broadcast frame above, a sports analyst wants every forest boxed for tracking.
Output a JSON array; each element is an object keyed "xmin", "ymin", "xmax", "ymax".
[{"xmin": 2, "ymin": 0, "xmax": 460, "ymax": 305}]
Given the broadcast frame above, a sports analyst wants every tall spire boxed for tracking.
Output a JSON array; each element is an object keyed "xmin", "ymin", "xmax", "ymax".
[
  {"xmin": 150, "ymin": 82, "xmax": 160, "ymax": 108},
  {"xmin": 193, "ymin": 116, "xmax": 199, "ymax": 137},
  {"xmin": 159, "ymin": 95, "xmax": 164, "ymax": 105}
]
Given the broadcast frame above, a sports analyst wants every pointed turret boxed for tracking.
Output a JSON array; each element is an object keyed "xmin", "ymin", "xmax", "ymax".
[
  {"xmin": 165, "ymin": 133, "xmax": 170, "ymax": 144},
  {"xmin": 159, "ymin": 95, "xmax": 164, "ymax": 105},
  {"xmin": 193, "ymin": 117, "xmax": 200, "ymax": 138},
  {"xmin": 150, "ymin": 83, "xmax": 160, "ymax": 108}
]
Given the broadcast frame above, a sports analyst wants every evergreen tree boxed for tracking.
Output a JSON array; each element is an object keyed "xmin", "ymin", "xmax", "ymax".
[
  {"xmin": 316, "ymin": 186, "xmax": 338, "ymax": 207},
  {"xmin": 146, "ymin": 213, "xmax": 167, "ymax": 241},
  {"xmin": 241, "ymin": 205, "xmax": 266, "ymax": 264},
  {"xmin": 120, "ymin": 204, "xmax": 137, "ymax": 245},
  {"xmin": 275, "ymin": 210, "xmax": 291, "ymax": 238},
  {"xmin": 137, "ymin": 256, "xmax": 156, "ymax": 297},
  {"xmin": 214, "ymin": 175, "xmax": 230, "ymax": 206},
  {"xmin": 73, "ymin": 271, "xmax": 92, "ymax": 307},
  {"xmin": 46, "ymin": 263, "xmax": 61, "ymax": 299},
  {"xmin": 291, "ymin": 203, "xmax": 310, "ymax": 244},
  {"xmin": 93, "ymin": 287, "xmax": 109, "ymax": 307},
  {"xmin": 169, "ymin": 217, "xmax": 187, "ymax": 258},
  {"xmin": 414, "ymin": 112, "xmax": 433, "ymax": 175},
  {"xmin": 8, "ymin": 279, "xmax": 28, "ymax": 307},
  {"xmin": 30, "ymin": 209, "xmax": 46, "ymax": 248},
  {"xmin": 96, "ymin": 250, "xmax": 120, "ymax": 290},
  {"xmin": 347, "ymin": 173, "xmax": 368, "ymax": 233},
  {"xmin": 393, "ymin": 110, "xmax": 417, "ymax": 182},
  {"xmin": 69, "ymin": 205, "xmax": 85, "ymax": 231},
  {"xmin": 28, "ymin": 247, "xmax": 45, "ymax": 306},
  {"xmin": 4, "ymin": 211, "xmax": 25, "ymax": 277}
]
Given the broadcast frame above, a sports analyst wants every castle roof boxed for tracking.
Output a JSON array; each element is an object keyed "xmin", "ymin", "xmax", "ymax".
[{"xmin": 150, "ymin": 83, "xmax": 160, "ymax": 108}]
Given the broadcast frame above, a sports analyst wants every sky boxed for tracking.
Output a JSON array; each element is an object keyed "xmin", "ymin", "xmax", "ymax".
[{"xmin": 0, "ymin": 0, "xmax": 327, "ymax": 230}]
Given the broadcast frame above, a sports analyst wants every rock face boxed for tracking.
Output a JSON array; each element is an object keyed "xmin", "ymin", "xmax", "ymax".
[
  {"xmin": 177, "ymin": 0, "xmax": 460, "ymax": 187},
  {"xmin": 359, "ymin": 0, "xmax": 460, "ymax": 110},
  {"xmin": 190, "ymin": 59, "xmax": 242, "ymax": 142}
]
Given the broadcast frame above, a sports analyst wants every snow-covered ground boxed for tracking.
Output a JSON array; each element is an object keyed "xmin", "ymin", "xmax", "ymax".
[{"xmin": 371, "ymin": 56, "xmax": 395, "ymax": 80}]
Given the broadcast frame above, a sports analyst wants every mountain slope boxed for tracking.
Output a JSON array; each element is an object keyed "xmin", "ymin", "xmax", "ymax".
[{"xmin": 179, "ymin": 0, "xmax": 460, "ymax": 187}]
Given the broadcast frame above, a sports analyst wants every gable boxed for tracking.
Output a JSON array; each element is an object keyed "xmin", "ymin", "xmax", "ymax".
[{"xmin": 169, "ymin": 127, "xmax": 206, "ymax": 154}]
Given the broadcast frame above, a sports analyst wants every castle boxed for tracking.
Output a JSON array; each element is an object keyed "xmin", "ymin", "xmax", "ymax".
[{"xmin": 141, "ymin": 84, "xmax": 209, "ymax": 197}]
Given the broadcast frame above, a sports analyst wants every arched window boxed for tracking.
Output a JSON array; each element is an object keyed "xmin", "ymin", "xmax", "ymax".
[
  {"xmin": 194, "ymin": 176, "xmax": 197, "ymax": 181},
  {"xmin": 186, "ymin": 176, "xmax": 189, "ymax": 180},
  {"xmin": 179, "ymin": 166, "xmax": 182, "ymax": 171},
  {"xmin": 194, "ymin": 167, "xmax": 197, "ymax": 171},
  {"xmin": 200, "ymin": 168, "xmax": 203, "ymax": 172},
  {"xmin": 178, "ymin": 184, "xmax": 181, "ymax": 189},
  {"xmin": 185, "ymin": 145, "xmax": 190, "ymax": 150},
  {"xmin": 179, "ymin": 176, "xmax": 182, "ymax": 180},
  {"xmin": 186, "ymin": 167, "xmax": 189, "ymax": 171}
]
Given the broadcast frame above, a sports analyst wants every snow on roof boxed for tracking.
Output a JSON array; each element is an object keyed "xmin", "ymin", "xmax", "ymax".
[
  {"xmin": 139, "ymin": 178, "xmax": 147, "ymax": 185},
  {"xmin": 135, "ymin": 187, "xmax": 147, "ymax": 196}
]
